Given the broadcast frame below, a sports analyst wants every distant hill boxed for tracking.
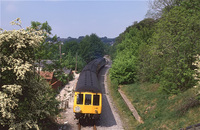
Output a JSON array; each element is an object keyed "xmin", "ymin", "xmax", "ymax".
[{"xmin": 57, "ymin": 36, "xmax": 115, "ymax": 46}]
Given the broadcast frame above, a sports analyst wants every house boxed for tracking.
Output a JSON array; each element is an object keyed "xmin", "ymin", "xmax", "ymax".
[
  {"xmin": 36, "ymin": 60, "xmax": 73, "ymax": 90},
  {"xmin": 37, "ymin": 71, "xmax": 62, "ymax": 90}
]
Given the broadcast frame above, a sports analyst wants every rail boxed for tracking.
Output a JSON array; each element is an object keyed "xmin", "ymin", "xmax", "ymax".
[{"xmin": 180, "ymin": 123, "xmax": 200, "ymax": 130}]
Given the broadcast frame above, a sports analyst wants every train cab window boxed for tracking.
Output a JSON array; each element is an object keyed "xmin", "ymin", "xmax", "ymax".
[
  {"xmin": 77, "ymin": 94, "xmax": 83, "ymax": 104},
  {"xmin": 93, "ymin": 95, "xmax": 100, "ymax": 106},
  {"xmin": 85, "ymin": 94, "xmax": 91, "ymax": 105}
]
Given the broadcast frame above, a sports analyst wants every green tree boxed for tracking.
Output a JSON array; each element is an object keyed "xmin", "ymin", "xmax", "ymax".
[
  {"xmin": 78, "ymin": 34, "xmax": 105, "ymax": 63},
  {"xmin": 0, "ymin": 18, "xmax": 59, "ymax": 130},
  {"xmin": 110, "ymin": 18, "xmax": 156, "ymax": 84},
  {"xmin": 151, "ymin": 0, "xmax": 200, "ymax": 94},
  {"xmin": 110, "ymin": 50, "xmax": 137, "ymax": 84}
]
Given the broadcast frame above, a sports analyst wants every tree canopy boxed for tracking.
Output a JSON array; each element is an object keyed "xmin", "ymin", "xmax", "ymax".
[{"xmin": 110, "ymin": 0, "xmax": 200, "ymax": 94}]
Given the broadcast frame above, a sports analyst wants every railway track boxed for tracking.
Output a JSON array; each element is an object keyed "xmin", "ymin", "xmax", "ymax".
[{"xmin": 77, "ymin": 122, "xmax": 97, "ymax": 130}]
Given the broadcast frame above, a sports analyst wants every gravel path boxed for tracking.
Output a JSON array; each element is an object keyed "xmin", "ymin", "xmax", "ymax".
[
  {"xmin": 57, "ymin": 59, "xmax": 124, "ymax": 130},
  {"xmin": 56, "ymin": 72, "xmax": 79, "ymax": 130}
]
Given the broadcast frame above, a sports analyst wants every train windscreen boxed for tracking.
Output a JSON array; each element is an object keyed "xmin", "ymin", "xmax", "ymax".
[
  {"xmin": 77, "ymin": 94, "xmax": 83, "ymax": 104},
  {"xmin": 93, "ymin": 95, "xmax": 100, "ymax": 105},
  {"xmin": 85, "ymin": 94, "xmax": 91, "ymax": 105}
]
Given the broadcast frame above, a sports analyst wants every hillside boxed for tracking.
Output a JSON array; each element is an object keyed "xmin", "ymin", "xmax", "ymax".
[{"xmin": 109, "ymin": 0, "xmax": 200, "ymax": 129}]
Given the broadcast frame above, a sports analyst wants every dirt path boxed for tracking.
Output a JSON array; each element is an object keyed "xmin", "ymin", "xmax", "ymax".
[
  {"xmin": 56, "ymin": 58, "xmax": 124, "ymax": 130},
  {"xmin": 56, "ymin": 72, "xmax": 79, "ymax": 130}
]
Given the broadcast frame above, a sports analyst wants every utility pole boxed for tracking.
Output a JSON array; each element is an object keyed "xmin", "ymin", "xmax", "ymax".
[
  {"xmin": 75, "ymin": 52, "xmax": 77, "ymax": 73},
  {"xmin": 59, "ymin": 43, "xmax": 62, "ymax": 62},
  {"xmin": 59, "ymin": 42, "xmax": 63, "ymax": 86}
]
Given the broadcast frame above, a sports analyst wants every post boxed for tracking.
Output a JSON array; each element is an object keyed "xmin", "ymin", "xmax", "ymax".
[
  {"xmin": 59, "ymin": 44, "xmax": 62, "ymax": 62},
  {"xmin": 75, "ymin": 52, "xmax": 77, "ymax": 72}
]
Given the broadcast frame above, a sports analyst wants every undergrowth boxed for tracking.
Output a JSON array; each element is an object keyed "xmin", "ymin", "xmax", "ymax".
[
  {"xmin": 108, "ymin": 72, "xmax": 200, "ymax": 129},
  {"xmin": 121, "ymin": 83, "xmax": 200, "ymax": 129}
]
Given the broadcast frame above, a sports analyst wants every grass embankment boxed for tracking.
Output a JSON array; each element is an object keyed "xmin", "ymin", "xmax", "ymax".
[{"xmin": 107, "ymin": 73, "xmax": 200, "ymax": 129}]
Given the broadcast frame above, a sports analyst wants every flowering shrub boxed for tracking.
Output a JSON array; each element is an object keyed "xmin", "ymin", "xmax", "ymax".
[{"xmin": 0, "ymin": 18, "xmax": 59, "ymax": 130}]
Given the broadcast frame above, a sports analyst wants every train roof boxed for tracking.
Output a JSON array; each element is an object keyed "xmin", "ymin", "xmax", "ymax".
[
  {"xmin": 82, "ymin": 57, "xmax": 105, "ymax": 73},
  {"xmin": 75, "ymin": 70, "xmax": 101, "ymax": 93}
]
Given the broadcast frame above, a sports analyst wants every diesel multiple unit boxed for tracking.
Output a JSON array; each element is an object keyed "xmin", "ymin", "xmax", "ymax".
[{"xmin": 73, "ymin": 58, "xmax": 106, "ymax": 123}]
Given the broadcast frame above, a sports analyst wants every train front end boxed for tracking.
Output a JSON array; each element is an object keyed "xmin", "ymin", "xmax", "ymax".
[{"xmin": 73, "ymin": 92, "xmax": 102, "ymax": 120}]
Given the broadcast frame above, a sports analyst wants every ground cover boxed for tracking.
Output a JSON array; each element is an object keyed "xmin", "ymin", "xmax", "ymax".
[
  {"xmin": 107, "ymin": 73, "xmax": 139, "ymax": 129},
  {"xmin": 120, "ymin": 83, "xmax": 200, "ymax": 129}
]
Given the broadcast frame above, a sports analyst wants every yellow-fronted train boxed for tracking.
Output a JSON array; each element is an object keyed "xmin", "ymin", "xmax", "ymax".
[{"xmin": 73, "ymin": 57, "xmax": 106, "ymax": 124}]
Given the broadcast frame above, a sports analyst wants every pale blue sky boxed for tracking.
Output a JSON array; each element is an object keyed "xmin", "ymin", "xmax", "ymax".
[{"xmin": 1, "ymin": 0, "xmax": 149, "ymax": 38}]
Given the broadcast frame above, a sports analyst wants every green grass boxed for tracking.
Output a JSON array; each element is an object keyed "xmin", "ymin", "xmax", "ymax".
[
  {"xmin": 107, "ymin": 73, "xmax": 140, "ymax": 129},
  {"xmin": 107, "ymin": 73, "xmax": 200, "ymax": 129},
  {"xmin": 121, "ymin": 83, "xmax": 200, "ymax": 129}
]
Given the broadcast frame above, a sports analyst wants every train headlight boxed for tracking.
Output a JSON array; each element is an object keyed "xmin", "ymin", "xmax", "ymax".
[{"xmin": 75, "ymin": 106, "xmax": 81, "ymax": 113}]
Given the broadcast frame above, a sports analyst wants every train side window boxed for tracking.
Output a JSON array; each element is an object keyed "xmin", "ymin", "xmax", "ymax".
[
  {"xmin": 77, "ymin": 94, "xmax": 83, "ymax": 104},
  {"xmin": 85, "ymin": 94, "xmax": 91, "ymax": 105},
  {"xmin": 93, "ymin": 95, "xmax": 100, "ymax": 106}
]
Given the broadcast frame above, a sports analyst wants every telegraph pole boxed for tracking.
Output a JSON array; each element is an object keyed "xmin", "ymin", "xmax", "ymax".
[
  {"xmin": 59, "ymin": 44, "xmax": 62, "ymax": 62},
  {"xmin": 75, "ymin": 52, "xmax": 77, "ymax": 73}
]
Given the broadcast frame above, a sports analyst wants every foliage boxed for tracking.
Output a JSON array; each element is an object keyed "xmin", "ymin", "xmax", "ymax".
[
  {"xmin": 146, "ymin": 0, "xmax": 183, "ymax": 19},
  {"xmin": 150, "ymin": 0, "xmax": 200, "ymax": 94},
  {"xmin": 62, "ymin": 33, "xmax": 107, "ymax": 71},
  {"xmin": 78, "ymin": 34, "xmax": 105, "ymax": 63},
  {"xmin": 110, "ymin": 18, "xmax": 156, "ymax": 84},
  {"xmin": 62, "ymin": 41, "xmax": 79, "ymax": 56},
  {"xmin": 62, "ymin": 51, "xmax": 86, "ymax": 72},
  {"xmin": 31, "ymin": 21, "xmax": 59, "ymax": 63},
  {"xmin": 110, "ymin": 50, "xmax": 137, "ymax": 84},
  {"xmin": 111, "ymin": 0, "xmax": 200, "ymax": 94},
  {"xmin": 0, "ymin": 18, "xmax": 59, "ymax": 130}
]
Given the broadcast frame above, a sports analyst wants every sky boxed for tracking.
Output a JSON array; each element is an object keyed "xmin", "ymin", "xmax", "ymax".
[{"xmin": 1, "ymin": 0, "xmax": 149, "ymax": 38}]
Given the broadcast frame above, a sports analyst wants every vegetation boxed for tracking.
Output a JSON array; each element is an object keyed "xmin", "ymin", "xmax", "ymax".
[
  {"xmin": 108, "ymin": 75, "xmax": 200, "ymax": 129},
  {"xmin": 107, "ymin": 74, "xmax": 139, "ymax": 129},
  {"xmin": 110, "ymin": 18, "xmax": 156, "ymax": 84},
  {"xmin": 62, "ymin": 33, "xmax": 109, "ymax": 71},
  {"xmin": 0, "ymin": 18, "xmax": 59, "ymax": 130},
  {"xmin": 110, "ymin": 0, "xmax": 200, "ymax": 94},
  {"xmin": 121, "ymin": 83, "xmax": 200, "ymax": 129},
  {"xmin": 109, "ymin": 0, "xmax": 200, "ymax": 129}
]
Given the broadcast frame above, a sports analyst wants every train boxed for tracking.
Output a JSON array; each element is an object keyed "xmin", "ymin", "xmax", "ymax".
[{"xmin": 73, "ymin": 57, "xmax": 106, "ymax": 124}]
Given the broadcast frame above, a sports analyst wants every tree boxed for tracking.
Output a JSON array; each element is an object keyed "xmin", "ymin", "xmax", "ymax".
[
  {"xmin": 146, "ymin": 0, "xmax": 183, "ymax": 19},
  {"xmin": 0, "ymin": 18, "xmax": 59, "ymax": 130},
  {"xmin": 110, "ymin": 50, "xmax": 137, "ymax": 84},
  {"xmin": 78, "ymin": 34, "xmax": 105, "ymax": 63},
  {"xmin": 150, "ymin": 0, "xmax": 200, "ymax": 94},
  {"xmin": 110, "ymin": 19, "xmax": 156, "ymax": 84},
  {"xmin": 62, "ymin": 41, "xmax": 79, "ymax": 56}
]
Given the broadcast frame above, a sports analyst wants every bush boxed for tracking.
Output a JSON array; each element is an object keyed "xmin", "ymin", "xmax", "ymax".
[
  {"xmin": 110, "ymin": 50, "xmax": 137, "ymax": 84},
  {"xmin": 0, "ymin": 18, "xmax": 59, "ymax": 129}
]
